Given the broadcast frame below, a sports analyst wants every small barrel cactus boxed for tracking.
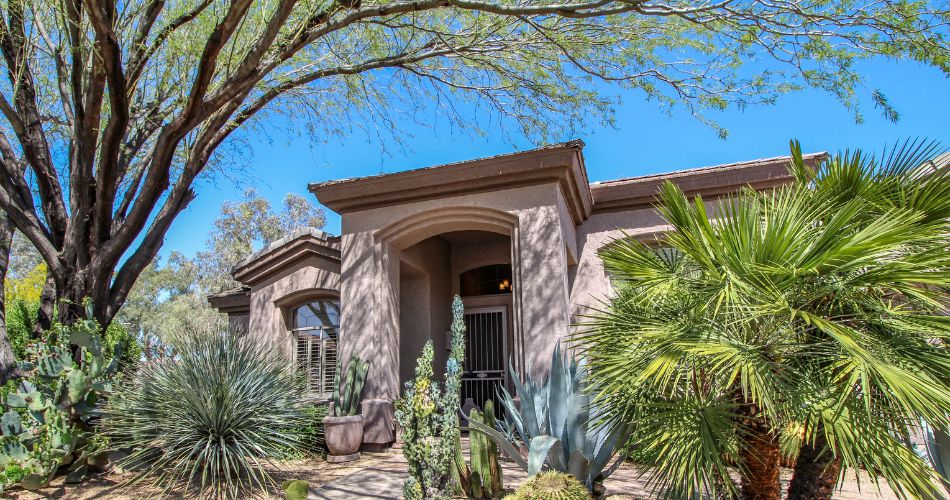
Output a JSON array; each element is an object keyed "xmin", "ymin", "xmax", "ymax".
[
  {"xmin": 508, "ymin": 472, "xmax": 592, "ymax": 500},
  {"xmin": 282, "ymin": 479, "xmax": 309, "ymax": 500}
]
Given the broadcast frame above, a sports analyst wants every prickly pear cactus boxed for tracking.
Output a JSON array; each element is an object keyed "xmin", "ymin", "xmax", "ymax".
[
  {"xmin": 395, "ymin": 296, "xmax": 466, "ymax": 500},
  {"xmin": 0, "ymin": 300, "xmax": 124, "ymax": 491}
]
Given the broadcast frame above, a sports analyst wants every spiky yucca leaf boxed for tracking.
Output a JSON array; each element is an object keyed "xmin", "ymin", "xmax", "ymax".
[{"xmin": 103, "ymin": 332, "xmax": 308, "ymax": 499}]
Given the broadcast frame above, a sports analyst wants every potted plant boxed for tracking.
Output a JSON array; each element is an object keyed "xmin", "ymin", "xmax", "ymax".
[{"xmin": 323, "ymin": 355, "xmax": 368, "ymax": 462}]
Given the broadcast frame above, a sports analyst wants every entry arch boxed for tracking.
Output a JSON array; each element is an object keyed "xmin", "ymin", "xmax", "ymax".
[
  {"xmin": 373, "ymin": 205, "xmax": 526, "ymax": 401},
  {"xmin": 374, "ymin": 206, "xmax": 518, "ymax": 251}
]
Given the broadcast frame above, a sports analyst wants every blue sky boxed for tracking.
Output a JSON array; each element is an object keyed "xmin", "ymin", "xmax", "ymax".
[{"xmin": 161, "ymin": 58, "xmax": 950, "ymax": 259}]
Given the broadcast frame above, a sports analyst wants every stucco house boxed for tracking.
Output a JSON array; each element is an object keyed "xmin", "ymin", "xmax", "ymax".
[{"xmin": 208, "ymin": 140, "xmax": 824, "ymax": 449}]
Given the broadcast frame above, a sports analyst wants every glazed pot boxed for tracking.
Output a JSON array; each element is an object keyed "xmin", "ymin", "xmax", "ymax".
[{"xmin": 323, "ymin": 414, "xmax": 364, "ymax": 462}]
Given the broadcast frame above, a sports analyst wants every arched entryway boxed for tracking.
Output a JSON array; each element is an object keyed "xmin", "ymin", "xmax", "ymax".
[
  {"xmin": 457, "ymin": 262, "xmax": 513, "ymax": 410},
  {"xmin": 375, "ymin": 207, "xmax": 522, "ymax": 410},
  {"xmin": 395, "ymin": 229, "xmax": 516, "ymax": 405}
]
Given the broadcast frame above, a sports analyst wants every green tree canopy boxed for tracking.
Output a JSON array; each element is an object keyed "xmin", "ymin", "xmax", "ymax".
[{"xmin": 0, "ymin": 0, "xmax": 946, "ymax": 341}]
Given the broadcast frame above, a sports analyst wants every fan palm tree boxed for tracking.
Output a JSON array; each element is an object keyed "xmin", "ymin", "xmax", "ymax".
[{"xmin": 579, "ymin": 141, "xmax": 950, "ymax": 500}]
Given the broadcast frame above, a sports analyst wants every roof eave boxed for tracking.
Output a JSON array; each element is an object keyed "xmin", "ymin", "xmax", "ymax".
[
  {"xmin": 309, "ymin": 140, "xmax": 593, "ymax": 224},
  {"xmin": 590, "ymin": 152, "xmax": 827, "ymax": 213}
]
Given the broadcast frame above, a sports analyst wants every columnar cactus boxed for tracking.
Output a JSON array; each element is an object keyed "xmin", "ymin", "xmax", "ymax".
[
  {"xmin": 454, "ymin": 400, "xmax": 504, "ymax": 499},
  {"xmin": 395, "ymin": 296, "xmax": 466, "ymax": 500},
  {"xmin": 331, "ymin": 355, "xmax": 368, "ymax": 416}
]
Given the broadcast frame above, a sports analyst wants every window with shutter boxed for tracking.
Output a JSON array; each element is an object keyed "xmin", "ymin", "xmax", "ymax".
[{"xmin": 291, "ymin": 299, "xmax": 340, "ymax": 398}]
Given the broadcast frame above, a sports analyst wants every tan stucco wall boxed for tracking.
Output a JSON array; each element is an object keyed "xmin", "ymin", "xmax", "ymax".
[
  {"xmin": 337, "ymin": 182, "xmax": 575, "ymax": 414},
  {"xmin": 246, "ymin": 255, "xmax": 341, "ymax": 357},
  {"xmin": 398, "ymin": 237, "xmax": 452, "ymax": 382}
]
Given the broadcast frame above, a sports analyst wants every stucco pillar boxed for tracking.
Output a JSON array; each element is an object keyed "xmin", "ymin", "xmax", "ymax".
[
  {"xmin": 513, "ymin": 204, "xmax": 572, "ymax": 380},
  {"xmin": 339, "ymin": 231, "xmax": 398, "ymax": 445}
]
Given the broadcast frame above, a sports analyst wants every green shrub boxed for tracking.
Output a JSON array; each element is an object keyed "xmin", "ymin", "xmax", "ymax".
[
  {"xmin": 103, "ymin": 322, "xmax": 142, "ymax": 373},
  {"xmin": 282, "ymin": 479, "xmax": 309, "ymax": 500},
  {"xmin": 300, "ymin": 404, "xmax": 328, "ymax": 455},
  {"xmin": 507, "ymin": 472, "xmax": 590, "ymax": 500},
  {"xmin": 4, "ymin": 299, "xmax": 38, "ymax": 359},
  {"xmin": 104, "ymin": 331, "xmax": 307, "ymax": 498},
  {"xmin": 280, "ymin": 404, "xmax": 328, "ymax": 459},
  {"xmin": 4, "ymin": 300, "xmax": 141, "ymax": 373},
  {"xmin": 0, "ymin": 463, "xmax": 30, "ymax": 487}
]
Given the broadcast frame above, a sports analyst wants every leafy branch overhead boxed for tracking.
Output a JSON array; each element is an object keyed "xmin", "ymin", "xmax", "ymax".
[{"xmin": 0, "ymin": 0, "xmax": 947, "ymax": 332}]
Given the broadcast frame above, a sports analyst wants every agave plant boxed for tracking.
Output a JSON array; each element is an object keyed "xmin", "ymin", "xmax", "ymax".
[
  {"xmin": 468, "ymin": 343, "xmax": 630, "ymax": 495},
  {"xmin": 580, "ymin": 140, "xmax": 950, "ymax": 499},
  {"xmin": 103, "ymin": 331, "xmax": 307, "ymax": 498},
  {"xmin": 923, "ymin": 423, "xmax": 950, "ymax": 493}
]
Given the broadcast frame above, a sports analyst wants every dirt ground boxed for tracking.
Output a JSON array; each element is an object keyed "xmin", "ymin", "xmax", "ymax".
[
  {"xmin": 1, "ymin": 451, "xmax": 907, "ymax": 499},
  {"xmin": 2, "ymin": 453, "xmax": 389, "ymax": 499}
]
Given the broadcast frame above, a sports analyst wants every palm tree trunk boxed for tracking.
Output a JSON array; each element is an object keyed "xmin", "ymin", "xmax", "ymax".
[
  {"xmin": 787, "ymin": 426, "xmax": 841, "ymax": 500},
  {"xmin": 737, "ymin": 402, "xmax": 783, "ymax": 500}
]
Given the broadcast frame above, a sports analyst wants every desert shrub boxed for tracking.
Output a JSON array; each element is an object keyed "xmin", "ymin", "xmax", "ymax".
[
  {"xmin": 280, "ymin": 403, "xmax": 328, "ymax": 459},
  {"xmin": 507, "ymin": 472, "xmax": 591, "ymax": 500},
  {"xmin": 103, "ymin": 331, "xmax": 307, "ymax": 498},
  {"xmin": 103, "ymin": 322, "xmax": 142, "ymax": 373},
  {"xmin": 4, "ymin": 299, "xmax": 38, "ymax": 359},
  {"xmin": 4, "ymin": 299, "xmax": 141, "ymax": 373}
]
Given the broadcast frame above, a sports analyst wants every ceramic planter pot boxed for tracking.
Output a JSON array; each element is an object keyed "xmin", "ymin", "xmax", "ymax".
[{"xmin": 323, "ymin": 414, "xmax": 364, "ymax": 463}]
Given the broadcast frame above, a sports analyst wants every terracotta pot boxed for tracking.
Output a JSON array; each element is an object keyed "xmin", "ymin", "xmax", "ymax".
[{"xmin": 323, "ymin": 414, "xmax": 364, "ymax": 462}]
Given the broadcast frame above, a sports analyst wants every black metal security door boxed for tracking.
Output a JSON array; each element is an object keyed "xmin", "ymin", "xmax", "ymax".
[{"xmin": 461, "ymin": 307, "xmax": 508, "ymax": 410}]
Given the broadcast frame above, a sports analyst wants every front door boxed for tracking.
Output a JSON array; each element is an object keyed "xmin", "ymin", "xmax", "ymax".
[{"xmin": 461, "ymin": 307, "xmax": 508, "ymax": 410}]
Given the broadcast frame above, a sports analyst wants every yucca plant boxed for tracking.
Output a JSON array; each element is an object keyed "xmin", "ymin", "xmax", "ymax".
[
  {"xmin": 580, "ymin": 140, "xmax": 950, "ymax": 500},
  {"xmin": 102, "ymin": 331, "xmax": 308, "ymax": 498}
]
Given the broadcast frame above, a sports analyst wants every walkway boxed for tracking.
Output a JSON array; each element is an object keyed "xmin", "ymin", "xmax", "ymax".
[{"xmin": 310, "ymin": 443, "xmax": 899, "ymax": 499}]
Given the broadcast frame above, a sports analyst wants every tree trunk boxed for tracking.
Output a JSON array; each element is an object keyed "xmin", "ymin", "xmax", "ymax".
[
  {"xmin": 33, "ymin": 274, "xmax": 56, "ymax": 336},
  {"xmin": 787, "ymin": 425, "xmax": 841, "ymax": 500},
  {"xmin": 0, "ymin": 212, "xmax": 19, "ymax": 383},
  {"xmin": 737, "ymin": 402, "xmax": 783, "ymax": 500}
]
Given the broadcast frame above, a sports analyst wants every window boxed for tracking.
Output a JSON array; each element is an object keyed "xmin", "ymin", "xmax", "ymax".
[
  {"xmin": 292, "ymin": 299, "xmax": 340, "ymax": 397},
  {"xmin": 459, "ymin": 264, "xmax": 513, "ymax": 297}
]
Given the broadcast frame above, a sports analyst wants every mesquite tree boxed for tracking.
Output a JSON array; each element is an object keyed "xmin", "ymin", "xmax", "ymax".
[{"xmin": 0, "ymin": 0, "xmax": 946, "ymax": 341}]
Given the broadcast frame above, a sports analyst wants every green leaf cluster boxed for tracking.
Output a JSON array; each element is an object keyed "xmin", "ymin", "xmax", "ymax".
[{"xmin": 581, "ymin": 139, "xmax": 950, "ymax": 498}]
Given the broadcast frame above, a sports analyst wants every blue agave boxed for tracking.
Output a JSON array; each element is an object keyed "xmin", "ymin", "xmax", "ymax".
[{"xmin": 468, "ymin": 343, "xmax": 630, "ymax": 495}]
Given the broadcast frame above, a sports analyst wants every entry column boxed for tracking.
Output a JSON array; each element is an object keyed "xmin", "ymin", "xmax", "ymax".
[
  {"xmin": 339, "ymin": 231, "xmax": 399, "ymax": 447},
  {"xmin": 512, "ymin": 204, "xmax": 572, "ymax": 380}
]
